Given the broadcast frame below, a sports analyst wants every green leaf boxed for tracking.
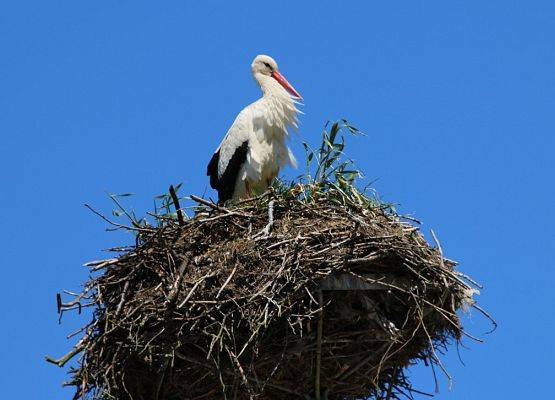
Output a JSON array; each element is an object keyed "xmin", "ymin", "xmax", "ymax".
[
  {"xmin": 329, "ymin": 121, "xmax": 340, "ymax": 144},
  {"xmin": 111, "ymin": 193, "xmax": 134, "ymax": 198}
]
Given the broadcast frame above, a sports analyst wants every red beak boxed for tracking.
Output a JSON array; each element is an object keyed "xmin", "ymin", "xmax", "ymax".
[{"xmin": 271, "ymin": 70, "xmax": 302, "ymax": 100}]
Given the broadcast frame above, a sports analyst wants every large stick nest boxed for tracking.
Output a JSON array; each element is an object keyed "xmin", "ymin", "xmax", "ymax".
[{"xmin": 50, "ymin": 123, "xmax": 485, "ymax": 400}]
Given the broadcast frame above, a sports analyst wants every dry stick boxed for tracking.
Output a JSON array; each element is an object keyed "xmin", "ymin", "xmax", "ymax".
[
  {"xmin": 315, "ymin": 290, "xmax": 324, "ymax": 400},
  {"xmin": 471, "ymin": 303, "xmax": 498, "ymax": 333},
  {"xmin": 169, "ymin": 185, "xmax": 185, "ymax": 226},
  {"xmin": 45, "ymin": 343, "xmax": 84, "ymax": 367},
  {"xmin": 430, "ymin": 229, "xmax": 443, "ymax": 261},
  {"xmin": 114, "ymin": 281, "xmax": 129, "ymax": 318},
  {"xmin": 224, "ymin": 346, "xmax": 254, "ymax": 400},
  {"xmin": 57, "ymin": 289, "xmax": 91, "ymax": 323},
  {"xmin": 190, "ymin": 194, "xmax": 223, "ymax": 209},
  {"xmin": 216, "ymin": 266, "xmax": 237, "ymax": 299},
  {"xmin": 177, "ymin": 273, "xmax": 211, "ymax": 308},
  {"xmin": 166, "ymin": 258, "xmax": 189, "ymax": 305},
  {"xmin": 430, "ymin": 229, "xmax": 449, "ymax": 287},
  {"xmin": 190, "ymin": 194, "xmax": 252, "ymax": 218},
  {"xmin": 66, "ymin": 324, "xmax": 89, "ymax": 340},
  {"xmin": 456, "ymin": 271, "xmax": 483, "ymax": 289},
  {"xmin": 429, "ymin": 355, "xmax": 440, "ymax": 394},
  {"xmin": 90, "ymin": 258, "xmax": 124, "ymax": 272},
  {"xmin": 415, "ymin": 298, "xmax": 452, "ymax": 388},
  {"xmin": 83, "ymin": 258, "xmax": 119, "ymax": 267},
  {"xmin": 57, "ymin": 288, "xmax": 91, "ymax": 313},
  {"xmin": 367, "ymin": 313, "xmax": 417, "ymax": 386},
  {"xmin": 84, "ymin": 203, "xmax": 149, "ymax": 232},
  {"xmin": 201, "ymin": 213, "xmax": 245, "ymax": 223}
]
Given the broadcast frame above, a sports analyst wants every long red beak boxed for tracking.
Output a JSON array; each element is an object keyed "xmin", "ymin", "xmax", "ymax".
[{"xmin": 271, "ymin": 70, "xmax": 302, "ymax": 100}]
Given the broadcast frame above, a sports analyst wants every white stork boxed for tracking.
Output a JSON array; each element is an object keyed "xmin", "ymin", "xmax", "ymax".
[{"xmin": 207, "ymin": 54, "xmax": 302, "ymax": 203}]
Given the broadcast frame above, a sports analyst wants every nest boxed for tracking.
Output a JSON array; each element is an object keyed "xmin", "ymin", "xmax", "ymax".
[
  {"xmin": 49, "ymin": 122, "xmax": 486, "ymax": 399},
  {"xmin": 51, "ymin": 185, "xmax": 482, "ymax": 400}
]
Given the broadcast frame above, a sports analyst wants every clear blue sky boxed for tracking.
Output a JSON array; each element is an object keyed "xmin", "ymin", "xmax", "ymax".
[{"xmin": 1, "ymin": 1, "xmax": 553, "ymax": 398}]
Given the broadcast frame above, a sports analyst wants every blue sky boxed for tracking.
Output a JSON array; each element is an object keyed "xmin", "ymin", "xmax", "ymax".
[{"xmin": 1, "ymin": 1, "xmax": 554, "ymax": 398}]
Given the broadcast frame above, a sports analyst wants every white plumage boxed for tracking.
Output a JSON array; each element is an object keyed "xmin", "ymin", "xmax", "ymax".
[{"xmin": 207, "ymin": 55, "xmax": 302, "ymax": 203}]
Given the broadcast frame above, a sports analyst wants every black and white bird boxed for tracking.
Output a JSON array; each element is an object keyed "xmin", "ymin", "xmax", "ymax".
[{"xmin": 207, "ymin": 55, "xmax": 302, "ymax": 203}]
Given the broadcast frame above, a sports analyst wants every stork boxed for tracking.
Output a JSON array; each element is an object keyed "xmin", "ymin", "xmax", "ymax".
[{"xmin": 207, "ymin": 55, "xmax": 302, "ymax": 204}]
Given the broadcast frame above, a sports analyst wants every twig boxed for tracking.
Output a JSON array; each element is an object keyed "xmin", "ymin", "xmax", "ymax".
[
  {"xmin": 84, "ymin": 203, "xmax": 147, "ymax": 232},
  {"xmin": 169, "ymin": 185, "xmax": 185, "ymax": 226},
  {"xmin": 456, "ymin": 271, "xmax": 484, "ymax": 289},
  {"xmin": 472, "ymin": 303, "xmax": 498, "ymax": 333},
  {"xmin": 45, "ymin": 343, "xmax": 84, "ymax": 367},
  {"xmin": 114, "ymin": 281, "xmax": 129, "ymax": 318},
  {"xmin": 417, "ymin": 301, "xmax": 452, "ymax": 387},
  {"xmin": 190, "ymin": 194, "xmax": 252, "ymax": 218},
  {"xmin": 166, "ymin": 258, "xmax": 189, "ymax": 305},
  {"xmin": 190, "ymin": 195, "xmax": 228, "ymax": 212},
  {"xmin": 57, "ymin": 290, "xmax": 90, "ymax": 323},
  {"xmin": 83, "ymin": 258, "xmax": 118, "ymax": 267},
  {"xmin": 216, "ymin": 266, "xmax": 237, "ymax": 299},
  {"xmin": 177, "ymin": 273, "xmax": 211, "ymax": 308}
]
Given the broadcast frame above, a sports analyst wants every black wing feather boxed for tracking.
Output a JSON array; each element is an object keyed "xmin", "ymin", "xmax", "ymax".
[
  {"xmin": 206, "ymin": 140, "xmax": 249, "ymax": 204},
  {"xmin": 207, "ymin": 151, "xmax": 220, "ymax": 189}
]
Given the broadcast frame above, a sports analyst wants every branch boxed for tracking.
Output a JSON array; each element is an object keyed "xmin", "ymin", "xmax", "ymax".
[
  {"xmin": 190, "ymin": 195, "xmax": 253, "ymax": 218},
  {"xmin": 84, "ymin": 203, "xmax": 149, "ymax": 232},
  {"xmin": 189, "ymin": 194, "xmax": 227, "ymax": 212},
  {"xmin": 45, "ymin": 344, "xmax": 84, "ymax": 368},
  {"xmin": 169, "ymin": 185, "xmax": 185, "ymax": 226}
]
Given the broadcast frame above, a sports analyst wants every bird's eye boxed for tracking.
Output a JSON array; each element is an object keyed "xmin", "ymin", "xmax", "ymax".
[{"xmin": 263, "ymin": 62, "xmax": 273, "ymax": 70}]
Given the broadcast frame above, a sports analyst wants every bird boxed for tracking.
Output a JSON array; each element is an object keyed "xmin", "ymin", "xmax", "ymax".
[{"xmin": 207, "ymin": 54, "xmax": 302, "ymax": 204}]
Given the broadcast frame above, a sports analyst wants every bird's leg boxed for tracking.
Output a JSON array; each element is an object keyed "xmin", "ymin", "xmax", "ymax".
[
  {"xmin": 245, "ymin": 180, "xmax": 253, "ymax": 199},
  {"xmin": 252, "ymin": 200, "xmax": 275, "ymax": 240}
]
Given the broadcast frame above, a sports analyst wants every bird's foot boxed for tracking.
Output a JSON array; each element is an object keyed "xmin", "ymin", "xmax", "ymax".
[{"xmin": 252, "ymin": 200, "xmax": 275, "ymax": 240}]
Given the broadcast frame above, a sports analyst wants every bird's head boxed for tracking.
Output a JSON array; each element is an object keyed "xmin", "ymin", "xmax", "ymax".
[{"xmin": 251, "ymin": 54, "xmax": 302, "ymax": 100}]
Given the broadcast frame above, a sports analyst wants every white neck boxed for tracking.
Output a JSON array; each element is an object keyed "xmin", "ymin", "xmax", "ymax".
[
  {"xmin": 255, "ymin": 73, "xmax": 288, "ymax": 97},
  {"xmin": 253, "ymin": 72, "xmax": 300, "ymax": 132}
]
